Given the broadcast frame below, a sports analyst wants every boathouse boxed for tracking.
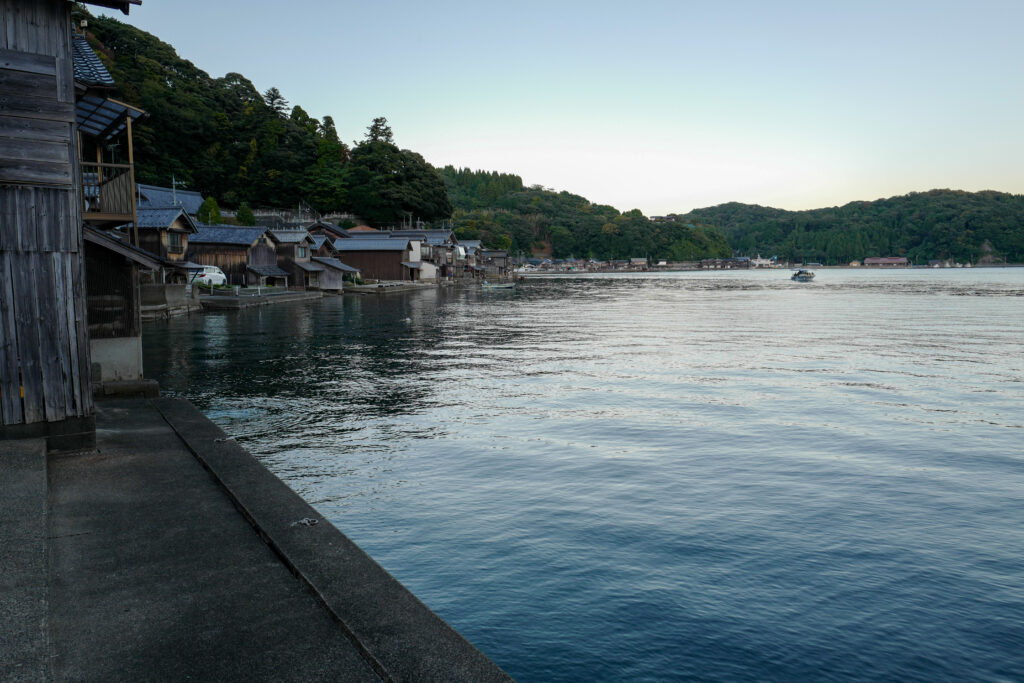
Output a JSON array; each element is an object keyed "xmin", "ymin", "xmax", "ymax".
[
  {"xmin": 268, "ymin": 230, "xmax": 322, "ymax": 289},
  {"xmin": 334, "ymin": 238, "xmax": 414, "ymax": 281},
  {"xmin": 1, "ymin": 0, "xmax": 140, "ymax": 442},
  {"xmin": 187, "ymin": 226, "xmax": 287, "ymax": 286}
]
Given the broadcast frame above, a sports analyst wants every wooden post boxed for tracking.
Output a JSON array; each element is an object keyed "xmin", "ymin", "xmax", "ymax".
[{"xmin": 127, "ymin": 114, "xmax": 138, "ymax": 246}]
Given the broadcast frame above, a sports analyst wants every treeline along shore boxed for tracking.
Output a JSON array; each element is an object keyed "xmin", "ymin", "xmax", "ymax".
[{"xmin": 84, "ymin": 10, "xmax": 1024, "ymax": 268}]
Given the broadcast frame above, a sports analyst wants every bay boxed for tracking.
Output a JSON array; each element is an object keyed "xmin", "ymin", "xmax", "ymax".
[{"xmin": 143, "ymin": 268, "xmax": 1024, "ymax": 682}]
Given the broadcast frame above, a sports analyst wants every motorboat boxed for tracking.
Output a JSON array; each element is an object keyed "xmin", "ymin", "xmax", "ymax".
[
  {"xmin": 482, "ymin": 281, "xmax": 515, "ymax": 290},
  {"xmin": 791, "ymin": 269, "xmax": 815, "ymax": 282}
]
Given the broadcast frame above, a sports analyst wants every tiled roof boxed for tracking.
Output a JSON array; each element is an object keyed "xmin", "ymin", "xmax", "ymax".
[
  {"xmin": 311, "ymin": 257, "xmax": 360, "ymax": 273},
  {"xmin": 190, "ymin": 226, "xmax": 267, "ymax": 246},
  {"xmin": 134, "ymin": 207, "xmax": 197, "ymax": 232},
  {"xmin": 294, "ymin": 261, "xmax": 324, "ymax": 272},
  {"xmin": 72, "ymin": 34, "xmax": 116, "ymax": 87},
  {"xmin": 269, "ymin": 230, "xmax": 312, "ymax": 244},
  {"xmin": 335, "ymin": 239, "xmax": 410, "ymax": 252},
  {"xmin": 137, "ymin": 183, "xmax": 205, "ymax": 215},
  {"xmin": 310, "ymin": 235, "xmax": 333, "ymax": 251},
  {"xmin": 306, "ymin": 221, "xmax": 351, "ymax": 238},
  {"xmin": 247, "ymin": 264, "xmax": 290, "ymax": 277}
]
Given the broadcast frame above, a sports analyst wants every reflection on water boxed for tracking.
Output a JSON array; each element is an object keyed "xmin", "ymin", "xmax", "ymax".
[{"xmin": 144, "ymin": 269, "xmax": 1024, "ymax": 682}]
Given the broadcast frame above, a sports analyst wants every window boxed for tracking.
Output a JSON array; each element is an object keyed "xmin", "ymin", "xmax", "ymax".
[
  {"xmin": 167, "ymin": 232, "xmax": 183, "ymax": 253},
  {"xmin": 297, "ymin": 246, "xmax": 307, "ymax": 258}
]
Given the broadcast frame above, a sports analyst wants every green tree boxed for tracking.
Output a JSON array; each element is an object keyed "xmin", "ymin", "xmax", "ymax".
[
  {"xmin": 364, "ymin": 116, "xmax": 394, "ymax": 144},
  {"xmin": 341, "ymin": 123, "xmax": 451, "ymax": 225},
  {"xmin": 198, "ymin": 196, "xmax": 221, "ymax": 224},
  {"xmin": 263, "ymin": 87, "xmax": 288, "ymax": 117},
  {"xmin": 236, "ymin": 202, "xmax": 255, "ymax": 226}
]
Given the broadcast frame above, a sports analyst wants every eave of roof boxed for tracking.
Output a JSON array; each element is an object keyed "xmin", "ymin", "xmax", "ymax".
[
  {"xmin": 81, "ymin": 1, "xmax": 141, "ymax": 15},
  {"xmin": 83, "ymin": 226, "xmax": 162, "ymax": 270}
]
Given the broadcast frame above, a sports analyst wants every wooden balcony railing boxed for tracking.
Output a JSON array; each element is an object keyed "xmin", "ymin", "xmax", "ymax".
[{"xmin": 82, "ymin": 162, "xmax": 134, "ymax": 224}]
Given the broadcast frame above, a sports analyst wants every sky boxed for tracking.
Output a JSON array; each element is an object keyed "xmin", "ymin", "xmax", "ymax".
[{"xmin": 101, "ymin": 0, "xmax": 1024, "ymax": 215}]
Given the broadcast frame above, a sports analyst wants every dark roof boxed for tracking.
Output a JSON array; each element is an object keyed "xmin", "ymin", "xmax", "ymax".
[
  {"xmin": 83, "ymin": 226, "xmax": 162, "ymax": 270},
  {"xmin": 72, "ymin": 35, "xmax": 115, "ymax": 87},
  {"xmin": 247, "ymin": 264, "xmax": 290, "ymax": 278},
  {"xmin": 311, "ymin": 257, "xmax": 360, "ymax": 273},
  {"xmin": 269, "ymin": 230, "xmax": 312, "ymax": 244},
  {"xmin": 309, "ymin": 235, "xmax": 333, "ymax": 251},
  {"xmin": 190, "ymin": 226, "xmax": 267, "ymax": 246},
  {"xmin": 133, "ymin": 207, "xmax": 198, "ymax": 233},
  {"xmin": 82, "ymin": 0, "xmax": 141, "ymax": 14},
  {"xmin": 137, "ymin": 184, "xmax": 204, "ymax": 215},
  {"xmin": 390, "ymin": 229, "xmax": 454, "ymax": 240},
  {"xmin": 347, "ymin": 232, "xmax": 394, "ymax": 239},
  {"xmin": 306, "ymin": 221, "xmax": 351, "ymax": 239},
  {"xmin": 401, "ymin": 261, "xmax": 422, "ymax": 269},
  {"xmin": 335, "ymin": 239, "xmax": 410, "ymax": 252}
]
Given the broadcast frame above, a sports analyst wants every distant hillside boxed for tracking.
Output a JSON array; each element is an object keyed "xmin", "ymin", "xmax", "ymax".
[
  {"xmin": 442, "ymin": 168, "xmax": 731, "ymax": 260},
  {"xmin": 677, "ymin": 190, "xmax": 1024, "ymax": 265},
  {"xmin": 81, "ymin": 12, "xmax": 448, "ymax": 225}
]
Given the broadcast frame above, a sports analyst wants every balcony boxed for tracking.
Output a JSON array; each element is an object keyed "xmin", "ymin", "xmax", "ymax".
[{"xmin": 82, "ymin": 162, "xmax": 135, "ymax": 227}]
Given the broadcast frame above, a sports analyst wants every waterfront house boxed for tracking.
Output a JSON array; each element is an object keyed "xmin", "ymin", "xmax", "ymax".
[
  {"xmin": 1, "ymin": 0, "xmax": 141, "ymax": 436},
  {"xmin": 311, "ymin": 257, "xmax": 360, "ymax": 292},
  {"xmin": 188, "ymin": 226, "xmax": 287, "ymax": 286},
  {"xmin": 863, "ymin": 256, "xmax": 909, "ymax": 268},
  {"xmin": 131, "ymin": 207, "xmax": 198, "ymax": 280},
  {"xmin": 334, "ymin": 238, "xmax": 415, "ymax": 281},
  {"xmin": 268, "ymin": 230, "xmax": 322, "ymax": 289},
  {"xmin": 480, "ymin": 250, "xmax": 511, "ymax": 279}
]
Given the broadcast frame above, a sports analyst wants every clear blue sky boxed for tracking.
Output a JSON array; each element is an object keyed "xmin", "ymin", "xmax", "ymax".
[{"xmin": 104, "ymin": 0, "xmax": 1024, "ymax": 215}]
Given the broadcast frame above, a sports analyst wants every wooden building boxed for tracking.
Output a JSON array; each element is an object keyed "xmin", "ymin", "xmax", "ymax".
[
  {"xmin": 1, "ymin": 0, "xmax": 140, "ymax": 436},
  {"xmin": 268, "ymin": 230, "xmax": 322, "ymax": 289},
  {"xmin": 187, "ymin": 226, "xmax": 286, "ymax": 286},
  {"xmin": 334, "ymin": 238, "xmax": 414, "ymax": 281},
  {"xmin": 83, "ymin": 226, "xmax": 161, "ymax": 384},
  {"xmin": 133, "ymin": 207, "xmax": 197, "ymax": 277}
]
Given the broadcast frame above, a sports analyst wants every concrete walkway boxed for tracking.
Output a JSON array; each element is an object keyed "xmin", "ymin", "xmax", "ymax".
[{"xmin": 1, "ymin": 399, "xmax": 512, "ymax": 682}]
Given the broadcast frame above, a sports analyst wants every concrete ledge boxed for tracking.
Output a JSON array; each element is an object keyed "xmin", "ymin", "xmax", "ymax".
[
  {"xmin": 200, "ymin": 291, "xmax": 323, "ymax": 309},
  {"xmin": 94, "ymin": 379, "xmax": 160, "ymax": 400},
  {"xmin": 153, "ymin": 398, "xmax": 512, "ymax": 682},
  {"xmin": 0, "ymin": 439, "xmax": 48, "ymax": 682}
]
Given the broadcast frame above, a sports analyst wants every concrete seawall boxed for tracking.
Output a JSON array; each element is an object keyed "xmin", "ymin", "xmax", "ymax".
[{"xmin": 1, "ymin": 398, "xmax": 513, "ymax": 682}]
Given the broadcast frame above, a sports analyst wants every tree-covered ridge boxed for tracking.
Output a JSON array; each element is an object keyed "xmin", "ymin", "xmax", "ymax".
[
  {"xmin": 82, "ymin": 13, "xmax": 448, "ymax": 225},
  {"xmin": 442, "ymin": 168, "xmax": 731, "ymax": 260},
  {"xmin": 679, "ymin": 190, "xmax": 1024, "ymax": 264}
]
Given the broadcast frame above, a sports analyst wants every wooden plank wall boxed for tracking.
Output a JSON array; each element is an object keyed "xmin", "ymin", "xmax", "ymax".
[{"xmin": 0, "ymin": 0, "xmax": 93, "ymax": 426}]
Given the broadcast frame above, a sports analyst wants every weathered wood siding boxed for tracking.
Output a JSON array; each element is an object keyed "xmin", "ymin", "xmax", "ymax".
[
  {"xmin": 0, "ymin": 0, "xmax": 92, "ymax": 426},
  {"xmin": 187, "ymin": 240, "xmax": 277, "ymax": 285},
  {"xmin": 335, "ymin": 251, "xmax": 411, "ymax": 281}
]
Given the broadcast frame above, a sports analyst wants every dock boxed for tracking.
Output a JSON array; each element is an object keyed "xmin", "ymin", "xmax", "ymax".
[{"xmin": 1, "ymin": 398, "xmax": 512, "ymax": 682}]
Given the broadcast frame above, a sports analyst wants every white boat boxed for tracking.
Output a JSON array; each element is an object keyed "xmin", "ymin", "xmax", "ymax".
[{"xmin": 482, "ymin": 281, "xmax": 515, "ymax": 290}]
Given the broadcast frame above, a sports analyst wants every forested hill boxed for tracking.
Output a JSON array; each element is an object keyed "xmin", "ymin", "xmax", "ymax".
[
  {"xmin": 81, "ymin": 12, "xmax": 450, "ymax": 225},
  {"xmin": 677, "ymin": 190, "xmax": 1024, "ymax": 265},
  {"xmin": 441, "ymin": 168, "xmax": 731, "ymax": 260}
]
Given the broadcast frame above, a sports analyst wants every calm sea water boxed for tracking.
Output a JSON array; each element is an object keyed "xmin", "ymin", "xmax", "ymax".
[{"xmin": 143, "ymin": 268, "xmax": 1024, "ymax": 682}]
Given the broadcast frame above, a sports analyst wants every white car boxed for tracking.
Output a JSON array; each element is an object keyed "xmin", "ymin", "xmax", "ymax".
[{"xmin": 191, "ymin": 265, "xmax": 227, "ymax": 286}]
